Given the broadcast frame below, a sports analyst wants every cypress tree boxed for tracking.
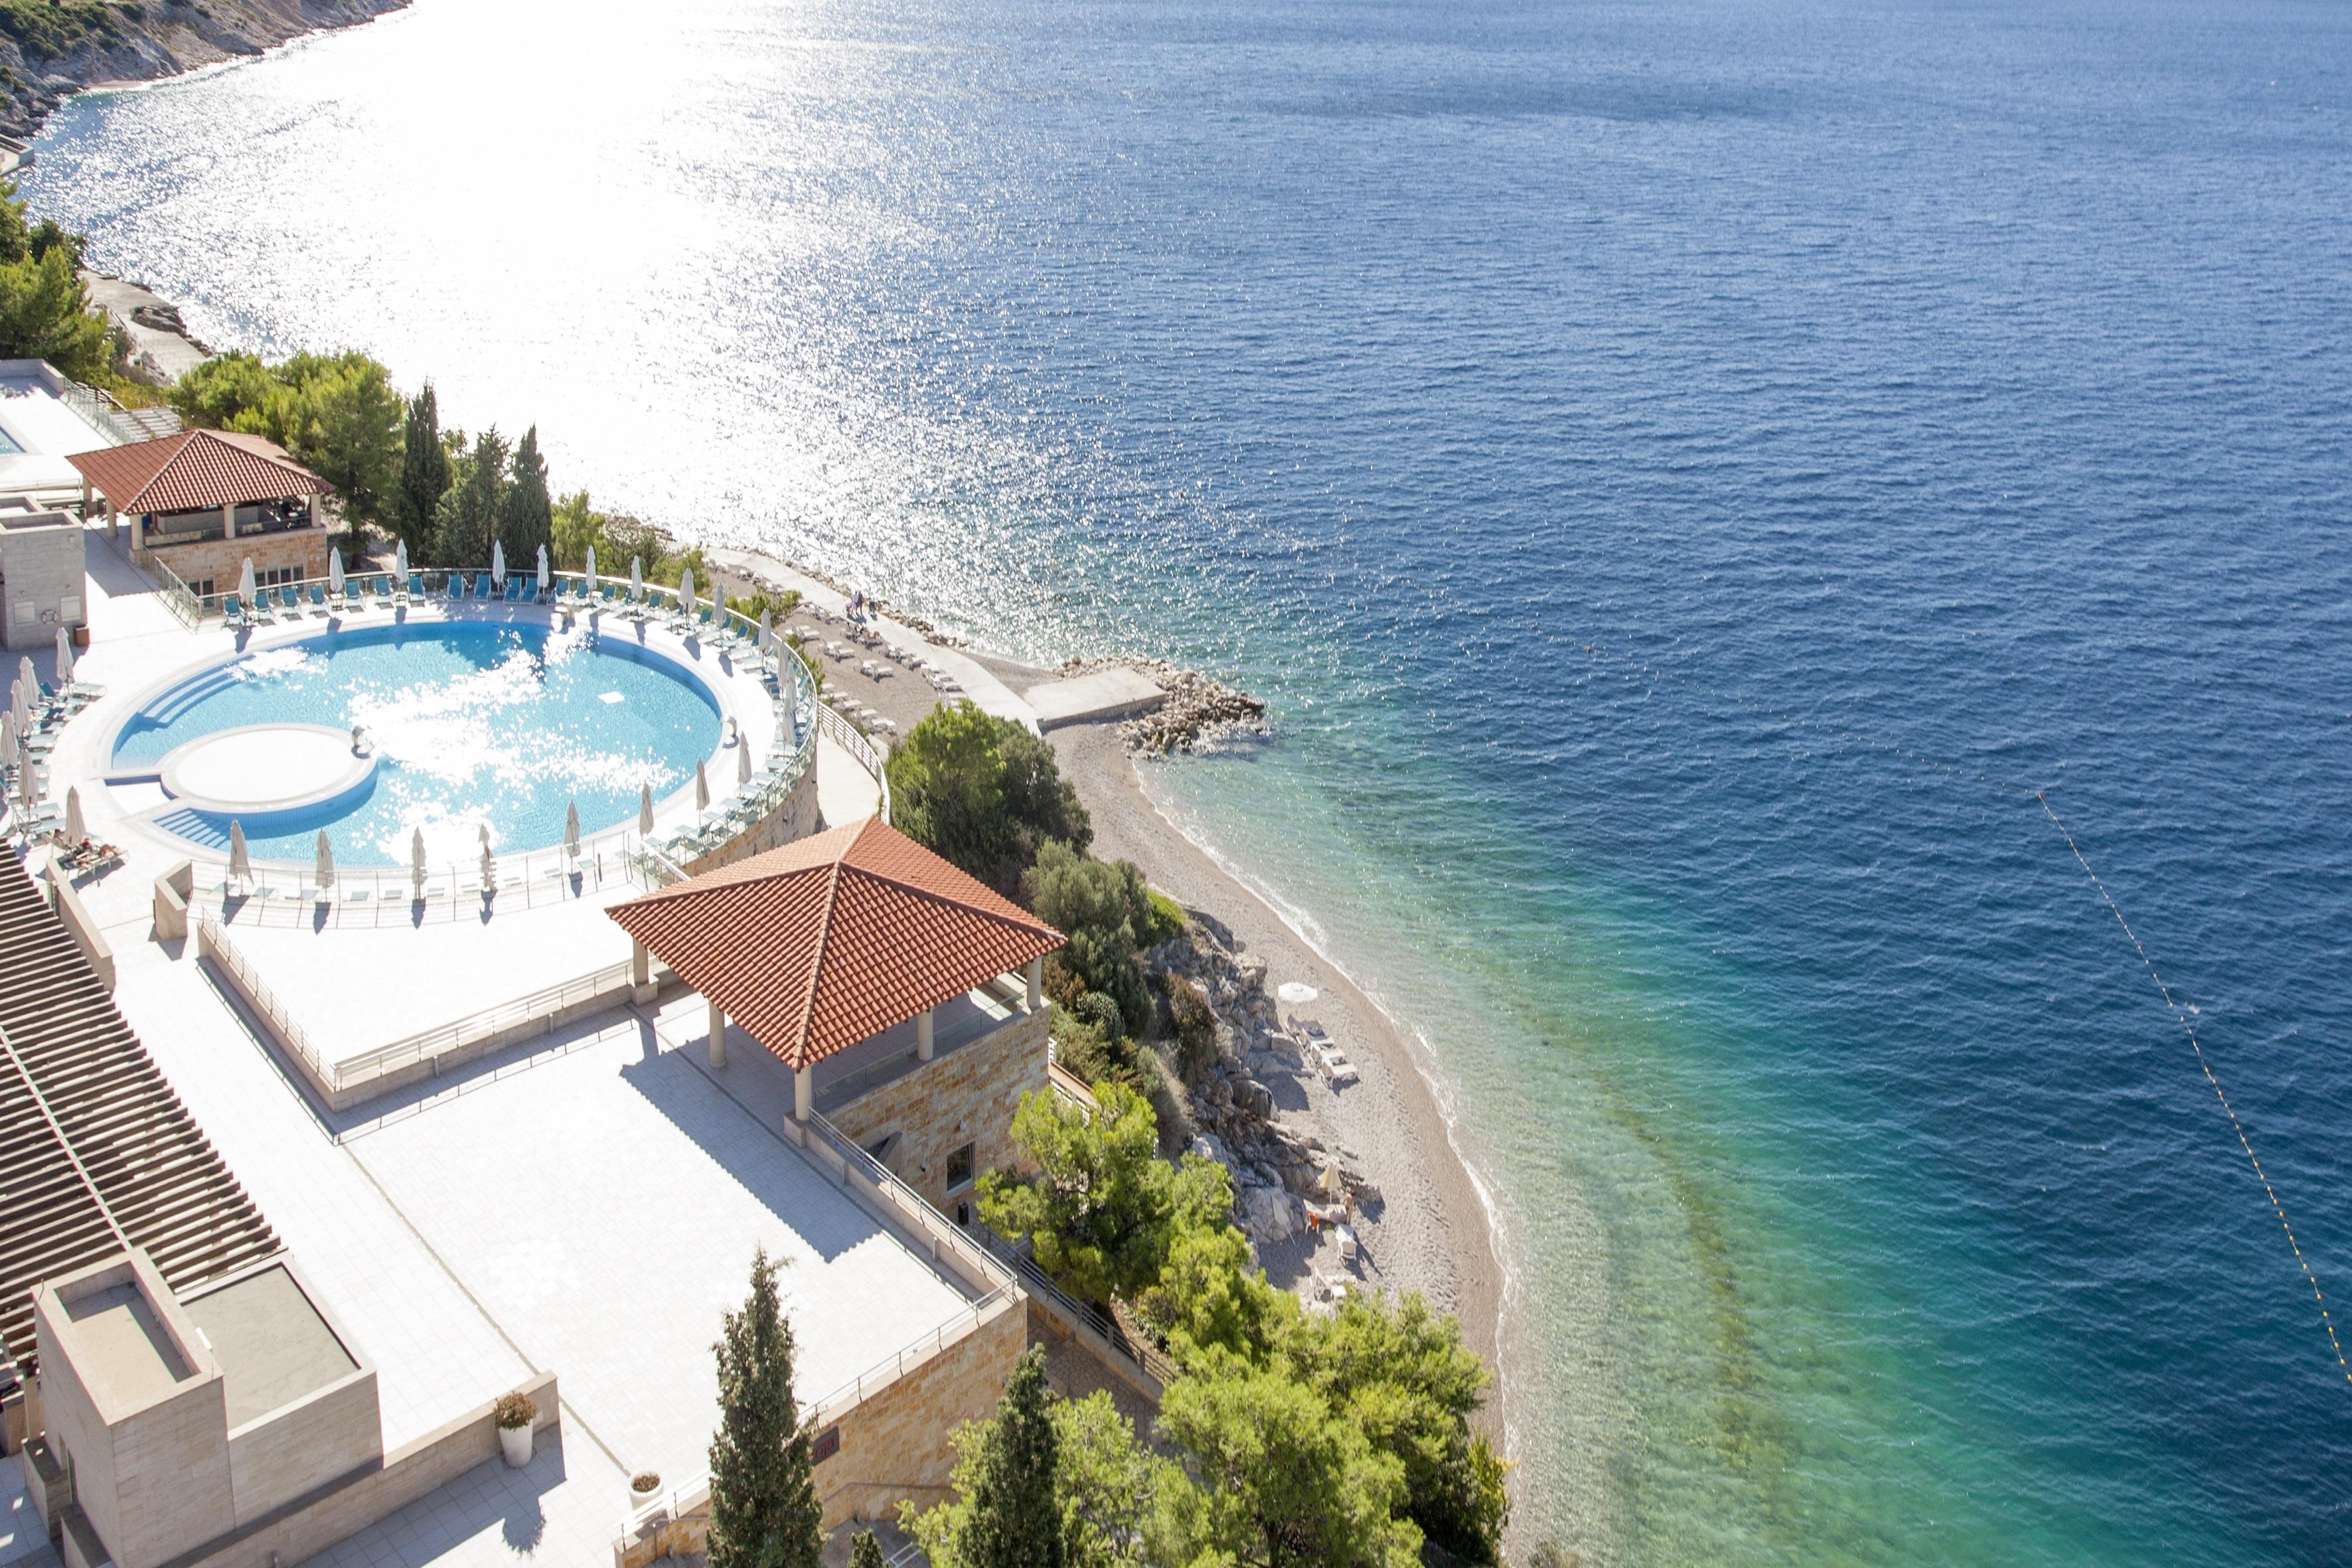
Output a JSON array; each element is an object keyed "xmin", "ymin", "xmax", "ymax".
[
  {"xmin": 499, "ymin": 424, "xmax": 552, "ymax": 568},
  {"xmin": 397, "ymin": 383, "xmax": 452, "ymax": 554},
  {"xmin": 958, "ymin": 1347, "xmax": 1065, "ymax": 1568},
  {"xmin": 706, "ymin": 1247, "xmax": 821, "ymax": 1568},
  {"xmin": 848, "ymin": 1532, "xmax": 885, "ymax": 1568}
]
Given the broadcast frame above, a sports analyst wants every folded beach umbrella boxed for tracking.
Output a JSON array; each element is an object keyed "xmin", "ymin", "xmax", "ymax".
[
  {"xmin": 638, "ymin": 783, "xmax": 655, "ymax": 835},
  {"xmin": 228, "ymin": 821, "xmax": 250, "ymax": 886},
  {"xmin": 314, "ymin": 830, "xmax": 335, "ymax": 893},
  {"xmin": 694, "ymin": 758, "xmax": 710, "ymax": 811},
  {"xmin": 54, "ymin": 627, "xmax": 73, "ymax": 686},
  {"xmin": 479, "ymin": 842, "xmax": 495, "ymax": 886},
  {"xmin": 564, "ymin": 799, "xmax": 580, "ymax": 857},
  {"xmin": 10, "ymin": 678, "xmax": 27, "ymax": 736},
  {"xmin": 19, "ymin": 758, "xmax": 39, "ymax": 811},
  {"xmin": 679, "ymin": 566, "xmax": 696, "ymax": 618},
  {"xmin": 2, "ymin": 711, "xmax": 17, "ymax": 769},
  {"xmin": 238, "ymin": 558, "xmax": 256, "ymax": 608},
  {"xmin": 394, "ymin": 539, "xmax": 410, "ymax": 580},
  {"xmin": 536, "ymin": 544, "xmax": 550, "ymax": 597},
  {"xmin": 584, "ymin": 546, "xmax": 598, "ymax": 599},
  {"xmin": 17, "ymin": 655, "xmax": 34, "ymax": 702},
  {"xmin": 410, "ymin": 826, "xmax": 428, "ymax": 894},
  {"xmin": 737, "ymin": 737, "xmax": 752, "ymax": 785},
  {"xmin": 328, "ymin": 550, "xmax": 345, "ymax": 595},
  {"xmin": 64, "ymin": 785, "xmax": 83, "ymax": 843},
  {"xmin": 757, "ymin": 608, "xmax": 773, "ymax": 654},
  {"xmin": 491, "ymin": 540, "xmax": 506, "ymax": 586},
  {"xmin": 630, "ymin": 556, "xmax": 643, "ymax": 601}
]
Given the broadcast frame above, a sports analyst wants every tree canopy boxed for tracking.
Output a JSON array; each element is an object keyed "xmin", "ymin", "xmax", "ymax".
[
  {"xmin": 0, "ymin": 181, "xmax": 111, "ymax": 382},
  {"xmin": 396, "ymin": 382, "xmax": 451, "ymax": 554},
  {"xmin": 705, "ymin": 1248, "xmax": 821, "ymax": 1568},
  {"xmin": 887, "ymin": 702, "xmax": 1091, "ymax": 899},
  {"xmin": 171, "ymin": 350, "xmax": 404, "ymax": 542}
]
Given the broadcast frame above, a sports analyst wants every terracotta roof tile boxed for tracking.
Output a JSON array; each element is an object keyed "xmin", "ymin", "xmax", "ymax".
[
  {"xmin": 608, "ymin": 819, "xmax": 1065, "ymax": 1071},
  {"xmin": 68, "ymin": 428, "xmax": 331, "ymax": 515}
]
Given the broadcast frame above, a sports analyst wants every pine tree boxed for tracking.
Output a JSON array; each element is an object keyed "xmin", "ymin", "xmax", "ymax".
[
  {"xmin": 430, "ymin": 426, "xmax": 507, "ymax": 568},
  {"xmin": 706, "ymin": 1247, "xmax": 821, "ymax": 1568},
  {"xmin": 959, "ymin": 1347, "xmax": 1065, "ymax": 1568},
  {"xmin": 397, "ymin": 383, "xmax": 452, "ymax": 554},
  {"xmin": 848, "ymin": 1532, "xmax": 885, "ymax": 1568},
  {"xmin": 499, "ymin": 424, "xmax": 553, "ymax": 569}
]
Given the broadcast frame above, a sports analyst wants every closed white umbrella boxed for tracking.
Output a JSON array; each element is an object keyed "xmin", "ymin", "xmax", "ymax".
[
  {"xmin": 637, "ymin": 782, "xmax": 654, "ymax": 835},
  {"xmin": 54, "ymin": 627, "xmax": 73, "ymax": 686},
  {"xmin": 410, "ymin": 826, "xmax": 428, "ymax": 895},
  {"xmin": 18, "ymin": 757, "xmax": 39, "ymax": 811},
  {"xmin": 679, "ymin": 566, "xmax": 696, "ymax": 619},
  {"xmin": 227, "ymin": 821, "xmax": 250, "ymax": 886},
  {"xmin": 629, "ymin": 556, "xmax": 643, "ymax": 602},
  {"xmin": 737, "ymin": 736, "xmax": 752, "ymax": 785},
  {"xmin": 327, "ymin": 550, "xmax": 345, "ymax": 595},
  {"xmin": 63, "ymin": 785, "xmax": 83, "ymax": 842},
  {"xmin": 238, "ymin": 557, "xmax": 256, "ymax": 607},
  {"xmin": 479, "ymin": 842, "xmax": 495, "ymax": 887},
  {"xmin": 17, "ymin": 656, "xmax": 33, "ymax": 702},
  {"xmin": 2, "ymin": 711, "xmax": 17, "ymax": 770},
  {"xmin": 314, "ymin": 829, "xmax": 335, "ymax": 893},
  {"xmin": 694, "ymin": 758, "xmax": 710, "ymax": 811},
  {"xmin": 584, "ymin": 545, "xmax": 598, "ymax": 599},
  {"xmin": 536, "ymin": 544, "xmax": 550, "ymax": 597},
  {"xmin": 564, "ymin": 799, "xmax": 580, "ymax": 857},
  {"xmin": 491, "ymin": 540, "xmax": 506, "ymax": 586},
  {"xmin": 757, "ymin": 607, "xmax": 773, "ymax": 654},
  {"xmin": 394, "ymin": 538, "xmax": 410, "ymax": 580}
]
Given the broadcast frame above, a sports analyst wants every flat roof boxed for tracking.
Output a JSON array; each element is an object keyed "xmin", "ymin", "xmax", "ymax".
[
  {"xmin": 184, "ymin": 1264, "xmax": 356, "ymax": 1427},
  {"xmin": 62, "ymin": 1283, "xmax": 192, "ymax": 1409}
]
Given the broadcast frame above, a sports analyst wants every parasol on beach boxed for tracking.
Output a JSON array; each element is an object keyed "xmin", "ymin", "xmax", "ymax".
[
  {"xmin": 536, "ymin": 544, "xmax": 550, "ymax": 598},
  {"xmin": 63, "ymin": 785, "xmax": 83, "ymax": 843},
  {"xmin": 694, "ymin": 758, "xmax": 710, "ymax": 811},
  {"xmin": 410, "ymin": 827, "xmax": 428, "ymax": 896},
  {"xmin": 584, "ymin": 546, "xmax": 597, "ymax": 600},
  {"xmin": 17, "ymin": 655, "xmax": 34, "ymax": 704},
  {"xmin": 327, "ymin": 549, "xmax": 345, "ymax": 597},
  {"xmin": 227, "ymin": 821, "xmax": 250, "ymax": 887},
  {"xmin": 491, "ymin": 540, "xmax": 507, "ymax": 586},
  {"xmin": 638, "ymin": 782, "xmax": 655, "ymax": 835},
  {"xmin": 679, "ymin": 566, "xmax": 696, "ymax": 621},
  {"xmin": 1276, "ymin": 982, "xmax": 1319, "ymax": 1005},
  {"xmin": 737, "ymin": 736, "xmax": 752, "ymax": 785},
  {"xmin": 238, "ymin": 558, "xmax": 256, "ymax": 609},
  {"xmin": 54, "ymin": 627, "xmax": 73, "ymax": 686},
  {"xmin": 564, "ymin": 799, "xmax": 581, "ymax": 857},
  {"xmin": 629, "ymin": 556, "xmax": 643, "ymax": 602},
  {"xmin": 314, "ymin": 830, "xmax": 335, "ymax": 894},
  {"xmin": 16, "ymin": 752, "xmax": 37, "ymax": 812}
]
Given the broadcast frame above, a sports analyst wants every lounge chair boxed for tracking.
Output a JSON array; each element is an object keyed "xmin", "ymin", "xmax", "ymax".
[
  {"xmin": 307, "ymin": 583, "xmax": 330, "ymax": 615},
  {"xmin": 408, "ymin": 572, "xmax": 425, "ymax": 601},
  {"xmin": 475, "ymin": 574, "xmax": 495, "ymax": 599},
  {"xmin": 280, "ymin": 586, "xmax": 303, "ymax": 617},
  {"xmin": 503, "ymin": 577, "xmax": 524, "ymax": 602},
  {"xmin": 372, "ymin": 576, "xmax": 394, "ymax": 608}
]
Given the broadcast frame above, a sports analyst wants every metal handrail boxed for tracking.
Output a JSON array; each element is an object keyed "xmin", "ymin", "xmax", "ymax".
[
  {"xmin": 803, "ymin": 1107, "xmax": 1016, "ymax": 1295},
  {"xmin": 975, "ymin": 1225, "xmax": 1175, "ymax": 1389},
  {"xmin": 815, "ymin": 700, "xmax": 892, "ymax": 824},
  {"xmin": 196, "ymin": 917, "xmax": 327, "ymax": 1079},
  {"xmin": 335, "ymin": 955, "xmax": 636, "ymax": 1084}
]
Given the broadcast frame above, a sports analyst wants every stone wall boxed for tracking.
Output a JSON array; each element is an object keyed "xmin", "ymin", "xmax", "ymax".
[
  {"xmin": 142, "ymin": 526, "xmax": 329, "ymax": 596},
  {"xmin": 826, "ymin": 1006, "xmax": 1049, "ymax": 1215}
]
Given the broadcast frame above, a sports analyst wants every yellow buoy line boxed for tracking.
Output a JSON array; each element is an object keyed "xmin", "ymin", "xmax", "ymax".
[{"xmin": 1568, "ymin": 639, "xmax": 2349, "ymax": 1384}]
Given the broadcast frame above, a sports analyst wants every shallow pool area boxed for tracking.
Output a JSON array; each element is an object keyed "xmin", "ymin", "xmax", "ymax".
[{"xmin": 111, "ymin": 621, "xmax": 722, "ymax": 864}]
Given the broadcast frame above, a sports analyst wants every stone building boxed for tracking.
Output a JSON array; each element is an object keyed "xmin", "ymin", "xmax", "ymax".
[
  {"xmin": 609, "ymin": 817, "xmax": 1066, "ymax": 1217},
  {"xmin": 0, "ymin": 499, "xmax": 84, "ymax": 650},
  {"xmin": 68, "ymin": 428, "xmax": 334, "ymax": 599}
]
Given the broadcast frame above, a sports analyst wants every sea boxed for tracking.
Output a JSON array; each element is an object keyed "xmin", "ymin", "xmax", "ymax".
[{"xmin": 24, "ymin": 0, "xmax": 2352, "ymax": 1560}]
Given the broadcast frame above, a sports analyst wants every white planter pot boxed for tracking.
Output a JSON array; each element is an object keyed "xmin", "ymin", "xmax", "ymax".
[
  {"xmin": 630, "ymin": 1488, "xmax": 665, "ymax": 1522},
  {"xmin": 499, "ymin": 1423, "xmax": 532, "ymax": 1468}
]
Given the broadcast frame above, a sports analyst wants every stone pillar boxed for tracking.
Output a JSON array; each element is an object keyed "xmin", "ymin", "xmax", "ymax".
[
  {"xmin": 309, "ymin": 493, "xmax": 320, "ymax": 526},
  {"xmin": 1026, "ymin": 957, "xmax": 1043, "ymax": 1012},
  {"xmin": 794, "ymin": 1065, "xmax": 813, "ymax": 1122},
  {"xmin": 222, "ymin": 503, "xmax": 236, "ymax": 539},
  {"xmin": 707, "ymin": 996, "xmax": 728, "ymax": 1069},
  {"xmin": 917, "ymin": 1008, "xmax": 935, "ymax": 1062},
  {"xmin": 631, "ymin": 938, "xmax": 655, "ymax": 1004}
]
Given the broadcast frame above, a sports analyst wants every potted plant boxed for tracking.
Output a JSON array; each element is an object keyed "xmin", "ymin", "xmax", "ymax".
[
  {"xmin": 629, "ymin": 1471, "xmax": 664, "ymax": 1520},
  {"xmin": 493, "ymin": 1391, "xmax": 536, "ymax": 1468}
]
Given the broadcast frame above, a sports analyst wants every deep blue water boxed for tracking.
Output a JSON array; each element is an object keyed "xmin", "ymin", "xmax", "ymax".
[{"xmin": 23, "ymin": 0, "xmax": 2352, "ymax": 1559}]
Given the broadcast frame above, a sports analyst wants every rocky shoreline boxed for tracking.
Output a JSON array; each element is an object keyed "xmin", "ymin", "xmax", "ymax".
[
  {"xmin": 1052, "ymin": 655, "xmax": 1269, "ymax": 755},
  {"xmin": 0, "ymin": 0, "xmax": 407, "ymax": 139}
]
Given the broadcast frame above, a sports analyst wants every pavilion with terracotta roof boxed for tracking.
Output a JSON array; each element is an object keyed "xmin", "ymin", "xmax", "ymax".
[
  {"xmin": 609, "ymin": 818, "xmax": 1065, "ymax": 1131},
  {"xmin": 70, "ymin": 427, "xmax": 333, "ymax": 592}
]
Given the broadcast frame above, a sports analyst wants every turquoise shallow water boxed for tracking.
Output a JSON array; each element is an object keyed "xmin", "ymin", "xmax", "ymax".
[
  {"xmin": 112, "ymin": 622, "xmax": 714, "ymax": 863},
  {"xmin": 25, "ymin": 0, "xmax": 2352, "ymax": 1559}
]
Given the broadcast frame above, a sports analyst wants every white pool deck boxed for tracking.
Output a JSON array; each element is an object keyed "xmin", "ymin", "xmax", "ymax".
[{"xmin": 11, "ymin": 528, "xmax": 959, "ymax": 1568}]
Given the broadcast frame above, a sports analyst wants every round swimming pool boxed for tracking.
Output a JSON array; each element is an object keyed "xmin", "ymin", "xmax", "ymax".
[{"xmin": 112, "ymin": 621, "xmax": 721, "ymax": 864}]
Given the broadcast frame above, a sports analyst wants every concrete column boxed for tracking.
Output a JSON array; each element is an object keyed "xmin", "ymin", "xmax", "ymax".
[
  {"xmin": 917, "ymin": 1008, "xmax": 935, "ymax": 1062},
  {"xmin": 222, "ymin": 503, "xmax": 236, "ymax": 539},
  {"xmin": 308, "ymin": 493, "xmax": 320, "ymax": 526},
  {"xmin": 631, "ymin": 938, "xmax": 655, "ymax": 1004},
  {"xmin": 1026, "ymin": 956, "xmax": 1043, "ymax": 1012},
  {"xmin": 78, "ymin": 480, "xmax": 89, "ymax": 519},
  {"xmin": 794, "ymin": 1065, "xmax": 813, "ymax": 1122},
  {"xmin": 707, "ymin": 996, "xmax": 728, "ymax": 1069}
]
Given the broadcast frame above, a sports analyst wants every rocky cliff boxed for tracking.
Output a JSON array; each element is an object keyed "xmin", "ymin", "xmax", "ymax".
[{"xmin": 0, "ymin": 0, "xmax": 407, "ymax": 137}]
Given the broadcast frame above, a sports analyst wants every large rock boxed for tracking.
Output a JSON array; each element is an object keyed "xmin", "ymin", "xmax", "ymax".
[{"xmin": 1239, "ymin": 1184, "xmax": 1300, "ymax": 1243}]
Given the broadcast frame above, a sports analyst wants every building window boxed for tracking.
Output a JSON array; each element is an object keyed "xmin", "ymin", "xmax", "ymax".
[{"xmin": 945, "ymin": 1142, "xmax": 975, "ymax": 1192}]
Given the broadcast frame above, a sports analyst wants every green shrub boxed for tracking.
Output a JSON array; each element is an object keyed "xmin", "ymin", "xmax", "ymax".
[{"xmin": 1162, "ymin": 974, "xmax": 1219, "ymax": 1083}]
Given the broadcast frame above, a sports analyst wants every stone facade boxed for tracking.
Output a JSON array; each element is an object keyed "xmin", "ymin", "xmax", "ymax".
[
  {"xmin": 0, "ymin": 507, "xmax": 85, "ymax": 650},
  {"xmin": 140, "ymin": 523, "xmax": 330, "ymax": 598},
  {"xmin": 826, "ymin": 1005, "xmax": 1050, "ymax": 1217}
]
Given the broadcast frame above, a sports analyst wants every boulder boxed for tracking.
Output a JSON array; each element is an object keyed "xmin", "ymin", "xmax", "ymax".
[{"xmin": 1239, "ymin": 1184, "xmax": 1300, "ymax": 1243}]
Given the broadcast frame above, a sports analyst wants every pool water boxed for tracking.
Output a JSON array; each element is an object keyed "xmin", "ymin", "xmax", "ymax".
[{"xmin": 113, "ymin": 621, "xmax": 720, "ymax": 864}]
